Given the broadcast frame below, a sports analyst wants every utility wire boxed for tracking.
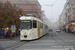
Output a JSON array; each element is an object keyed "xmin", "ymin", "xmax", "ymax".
[
  {"xmin": 45, "ymin": 0, "xmax": 57, "ymax": 7},
  {"xmin": 44, "ymin": 0, "xmax": 57, "ymax": 22},
  {"xmin": 52, "ymin": 0, "xmax": 57, "ymax": 6}
]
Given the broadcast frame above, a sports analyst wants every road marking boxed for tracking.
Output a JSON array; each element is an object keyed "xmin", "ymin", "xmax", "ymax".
[
  {"xmin": 22, "ymin": 48, "xmax": 71, "ymax": 50},
  {"xmin": 31, "ymin": 40, "xmax": 56, "ymax": 42}
]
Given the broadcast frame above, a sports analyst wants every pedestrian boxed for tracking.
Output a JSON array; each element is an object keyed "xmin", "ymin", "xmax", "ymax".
[
  {"xmin": 4, "ymin": 29, "xmax": 7, "ymax": 37},
  {"xmin": 9, "ymin": 33, "xmax": 13, "ymax": 38},
  {"xmin": 73, "ymin": 29, "xmax": 75, "ymax": 35},
  {"xmin": 50, "ymin": 29, "xmax": 56, "ymax": 37},
  {"xmin": 1, "ymin": 28, "xmax": 5, "ymax": 38},
  {"xmin": 65, "ymin": 29, "xmax": 66, "ymax": 32},
  {"xmin": 18, "ymin": 29, "xmax": 20, "ymax": 35},
  {"xmin": 68, "ymin": 28, "xmax": 70, "ymax": 33},
  {"xmin": 0, "ymin": 29, "xmax": 1, "ymax": 37},
  {"xmin": 8, "ymin": 29, "xmax": 13, "ymax": 38}
]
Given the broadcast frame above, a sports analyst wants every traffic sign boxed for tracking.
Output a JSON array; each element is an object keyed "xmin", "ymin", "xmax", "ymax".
[
  {"xmin": 12, "ymin": 25, "xmax": 15, "ymax": 29},
  {"xmin": 11, "ymin": 25, "xmax": 16, "ymax": 33}
]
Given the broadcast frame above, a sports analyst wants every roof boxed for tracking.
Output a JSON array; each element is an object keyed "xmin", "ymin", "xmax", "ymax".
[
  {"xmin": 19, "ymin": 16, "xmax": 47, "ymax": 25},
  {"xmin": 19, "ymin": 16, "xmax": 43, "ymax": 23},
  {"xmin": 23, "ymin": 12, "xmax": 39, "ymax": 18}
]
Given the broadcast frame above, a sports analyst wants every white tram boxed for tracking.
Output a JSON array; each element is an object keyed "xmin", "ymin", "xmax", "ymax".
[{"xmin": 19, "ymin": 15, "xmax": 48, "ymax": 40}]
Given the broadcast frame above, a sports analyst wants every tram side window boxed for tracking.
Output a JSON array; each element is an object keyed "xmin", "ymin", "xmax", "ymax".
[
  {"xmin": 40, "ymin": 24, "xmax": 43, "ymax": 28},
  {"xmin": 46, "ymin": 26, "xmax": 48, "ymax": 29},
  {"xmin": 33, "ymin": 20, "xmax": 37, "ymax": 28}
]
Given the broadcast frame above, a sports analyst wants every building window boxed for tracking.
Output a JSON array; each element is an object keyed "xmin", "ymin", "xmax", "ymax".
[
  {"xmin": 73, "ymin": 4, "xmax": 74, "ymax": 8},
  {"xmin": 73, "ymin": 14, "xmax": 74, "ymax": 17},
  {"xmin": 68, "ymin": 15, "xmax": 71, "ymax": 20},
  {"xmin": 66, "ymin": 5, "xmax": 69, "ymax": 9},
  {"xmin": 68, "ymin": 8, "xmax": 71, "ymax": 13},
  {"xmin": 73, "ymin": 16, "xmax": 75, "ymax": 19}
]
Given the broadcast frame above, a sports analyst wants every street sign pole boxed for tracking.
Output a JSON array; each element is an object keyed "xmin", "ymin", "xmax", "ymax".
[{"xmin": 11, "ymin": 25, "xmax": 16, "ymax": 37}]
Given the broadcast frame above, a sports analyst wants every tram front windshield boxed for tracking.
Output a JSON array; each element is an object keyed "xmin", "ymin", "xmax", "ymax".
[{"xmin": 20, "ymin": 20, "xmax": 32, "ymax": 29}]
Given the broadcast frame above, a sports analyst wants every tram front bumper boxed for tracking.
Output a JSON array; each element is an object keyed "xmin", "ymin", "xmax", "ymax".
[
  {"xmin": 24, "ymin": 35, "xmax": 27, "ymax": 38},
  {"xmin": 20, "ymin": 35, "xmax": 34, "ymax": 40}
]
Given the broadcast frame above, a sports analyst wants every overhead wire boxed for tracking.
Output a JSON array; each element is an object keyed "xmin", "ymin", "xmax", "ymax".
[
  {"xmin": 50, "ymin": 0, "xmax": 57, "ymax": 22},
  {"xmin": 52, "ymin": 0, "xmax": 57, "ymax": 6},
  {"xmin": 44, "ymin": 0, "xmax": 57, "ymax": 7}
]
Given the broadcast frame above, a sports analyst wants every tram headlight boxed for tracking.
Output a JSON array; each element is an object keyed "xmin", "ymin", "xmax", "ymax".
[
  {"xmin": 20, "ymin": 33, "xmax": 23, "ymax": 35},
  {"xmin": 28, "ymin": 33, "xmax": 31, "ymax": 35},
  {"xmin": 20, "ymin": 34, "xmax": 22, "ymax": 35}
]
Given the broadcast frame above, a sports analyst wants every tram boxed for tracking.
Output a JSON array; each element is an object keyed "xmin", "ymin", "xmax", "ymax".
[{"xmin": 19, "ymin": 14, "xmax": 48, "ymax": 40}]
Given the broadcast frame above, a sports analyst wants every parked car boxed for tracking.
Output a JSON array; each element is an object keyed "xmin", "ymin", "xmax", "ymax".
[
  {"xmin": 49, "ymin": 29, "xmax": 52, "ymax": 32},
  {"xmin": 56, "ymin": 29, "xmax": 61, "ymax": 32}
]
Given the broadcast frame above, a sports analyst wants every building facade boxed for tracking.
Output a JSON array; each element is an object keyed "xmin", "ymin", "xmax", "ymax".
[
  {"xmin": 0, "ymin": 0, "xmax": 42, "ymax": 20},
  {"xmin": 42, "ymin": 10, "xmax": 51, "ymax": 28},
  {"xmin": 59, "ymin": 0, "xmax": 75, "ymax": 32},
  {"xmin": 66, "ymin": 0, "xmax": 75, "ymax": 21}
]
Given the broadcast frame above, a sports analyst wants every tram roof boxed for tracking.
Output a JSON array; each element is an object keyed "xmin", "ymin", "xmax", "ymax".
[{"xmin": 19, "ymin": 16, "xmax": 47, "ymax": 25}]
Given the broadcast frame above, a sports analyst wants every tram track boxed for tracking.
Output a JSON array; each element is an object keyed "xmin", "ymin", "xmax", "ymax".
[
  {"xmin": 50, "ymin": 32, "xmax": 75, "ymax": 49},
  {"xmin": 2, "ymin": 41, "xmax": 30, "ymax": 50},
  {"xmin": 11, "ymin": 41, "xmax": 30, "ymax": 50}
]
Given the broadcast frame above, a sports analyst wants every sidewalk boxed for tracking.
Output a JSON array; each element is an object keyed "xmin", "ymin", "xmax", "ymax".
[{"xmin": 0, "ymin": 36, "xmax": 20, "ymax": 41}]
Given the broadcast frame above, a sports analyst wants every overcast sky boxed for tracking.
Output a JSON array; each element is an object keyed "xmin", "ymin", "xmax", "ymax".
[{"xmin": 38, "ymin": 0, "xmax": 66, "ymax": 23}]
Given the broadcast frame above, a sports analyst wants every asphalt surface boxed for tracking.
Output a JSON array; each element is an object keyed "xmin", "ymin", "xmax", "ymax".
[{"xmin": 0, "ymin": 31, "xmax": 75, "ymax": 50}]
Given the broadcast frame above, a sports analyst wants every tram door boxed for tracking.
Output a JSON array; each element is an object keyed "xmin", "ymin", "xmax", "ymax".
[{"xmin": 37, "ymin": 22, "xmax": 40, "ymax": 38}]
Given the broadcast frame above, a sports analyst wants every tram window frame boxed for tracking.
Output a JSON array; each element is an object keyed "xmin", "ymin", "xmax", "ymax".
[
  {"xmin": 20, "ymin": 20, "xmax": 32, "ymax": 29},
  {"xmin": 33, "ymin": 20, "xmax": 37, "ymax": 28}
]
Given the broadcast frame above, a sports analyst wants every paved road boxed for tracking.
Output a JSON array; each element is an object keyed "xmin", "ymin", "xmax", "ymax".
[
  {"xmin": 0, "ymin": 31, "xmax": 75, "ymax": 50},
  {"xmin": 0, "ymin": 36, "xmax": 20, "ymax": 50}
]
